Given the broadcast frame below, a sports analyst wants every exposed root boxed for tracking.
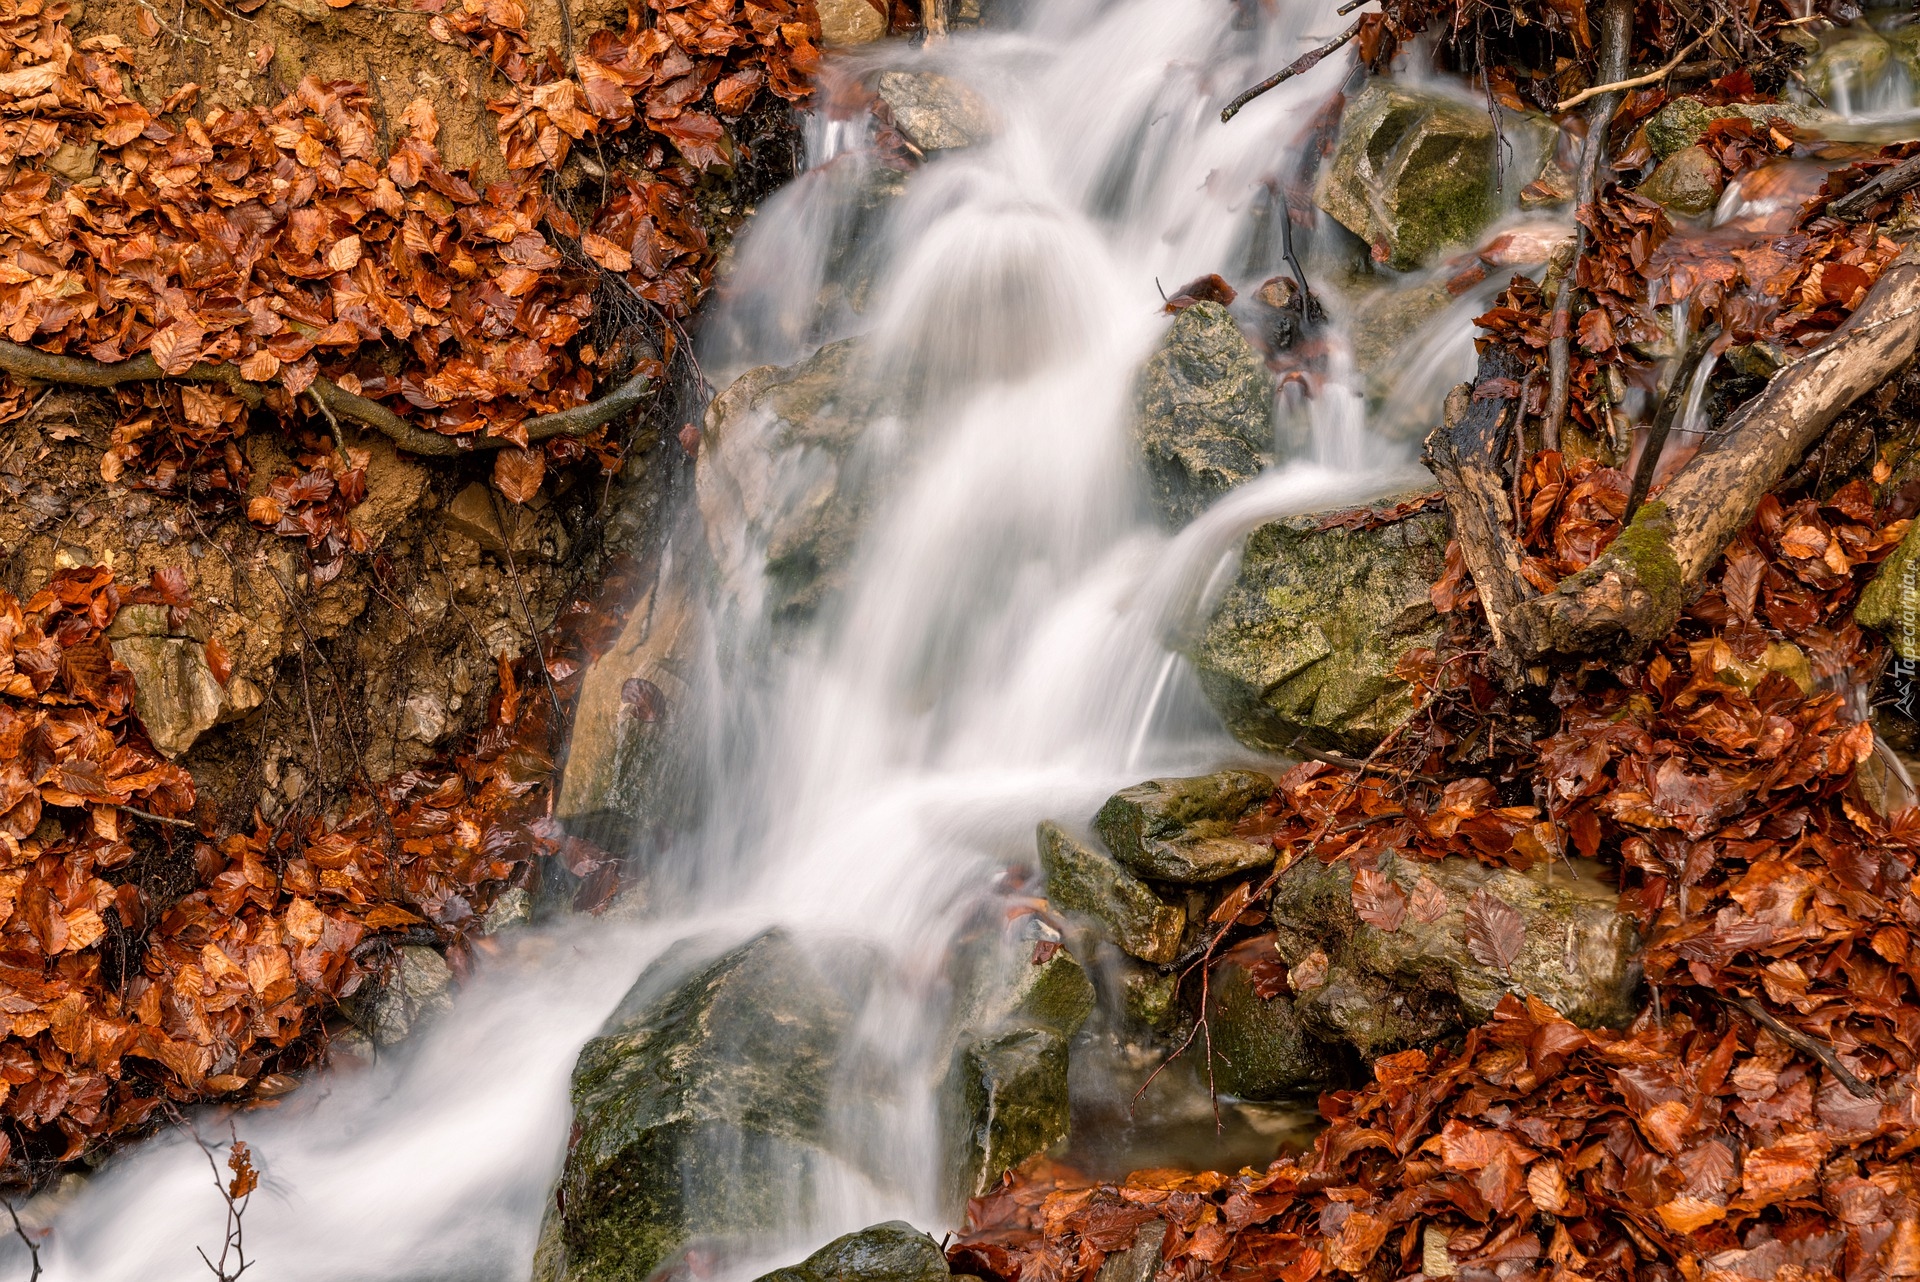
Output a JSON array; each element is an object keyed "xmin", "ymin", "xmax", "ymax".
[{"xmin": 0, "ymin": 341, "xmax": 652, "ymax": 458}]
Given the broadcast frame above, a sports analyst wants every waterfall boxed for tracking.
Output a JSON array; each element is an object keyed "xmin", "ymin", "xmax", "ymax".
[{"xmin": 21, "ymin": 3, "xmax": 1426, "ymax": 1278}]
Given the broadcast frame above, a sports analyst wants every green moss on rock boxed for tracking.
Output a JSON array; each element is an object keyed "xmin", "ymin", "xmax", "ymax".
[
  {"xmin": 1038, "ymin": 821, "xmax": 1186, "ymax": 964},
  {"xmin": 1093, "ymin": 770, "xmax": 1276, "ymax": 884},
  {"xmin": 1133, "ymin": 302, "xmax": 1274, "ymax": 526},
  {"xmin": 753, "ymin": 1221, "xmax": 951, "ymax": 1282}
]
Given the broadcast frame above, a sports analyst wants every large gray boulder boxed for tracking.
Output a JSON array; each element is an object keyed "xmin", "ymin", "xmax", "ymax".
[
  {"xmin": 1132, "ymin": 302, "xmax": 1274, "ymax": 527},
  {"xmin": 1267, "ymin": 854, "xmax": 1643, "ymax": 1061},
  {"xmin": 754, "ymin": 1222, "xmax": 950, "ymax": 1282},
  {"xmin": 699, "ymin": 340, "xmax": 887, "ymax": 635},
  {"xmin": 536, "ymin": 931, "xmax": 858, "ymax": 1282},
  {"xmin": 1185, "ymin": 504, "xmax": 1450, "ymax": 756},
  {"xmin": 1318, "ymin": 84, "xmax": 1540, "ymax": 270},
  {"xmin": 1038, "ymin": 821, "xmax": 1185, "ymax": 965},
  {"xmin": 1093, "ymin": 771, "xmax": 1275, "ymax": 884}
]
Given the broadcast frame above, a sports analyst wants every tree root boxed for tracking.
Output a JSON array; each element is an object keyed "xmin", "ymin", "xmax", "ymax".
[
  {"xmin": 0, "ymin": 341, "xmax": 652, "ymax": 458},
  {"xmin": 1425, "ymin": 345, "xmax": 1534, "ymax": 656},
  {"xmin": 1502, "ymin": 245, "xmax": 1920, "ymax": 659}
]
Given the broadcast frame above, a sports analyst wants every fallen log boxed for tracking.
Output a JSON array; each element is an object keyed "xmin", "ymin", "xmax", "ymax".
[
  {"xmin": 1502, "ymin": 244, "xmax": 1920, "ymax": 659},
  {"xmin": 1424, "ymin": 345, "xmax": 1533, "ymax": 654}
]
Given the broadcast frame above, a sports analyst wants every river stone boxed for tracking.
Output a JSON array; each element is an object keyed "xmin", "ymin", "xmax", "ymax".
[
  {"xmin": 1645, "ymin": 98, "xmax": 1826, "ymax": 163},
  {"xmin": 1119, "ymin": 959, "xmax": 1179, "ymax": 1032},
  {"xmin": 1186, "ymin": 503, "xmax": 1449, "ymax": 757},
  {"xmin": 951, "ymin": 913, "xmax": 1096, "ymax": 1040},
  {"xmin": 1133, "ymin": 302, "xmax": 1275, "ymax": 526},
  {"xmin": 347, "ymin": 945, "xmax": 454, "ymax": 1047},
  {"xmin": 950, "ymin": 1027, "xmax": 1070, "ymax": 1195},
  {"xmin": 1805, "ymin": 28, "xmax": 1892, "ymax": 105},
  {"xmin": 1267, "ymin": 854, "xmax": 1642, "ymax": 1061},
  {"xmin": 874, "ymin": 72, "xmax": 995, "ymax": 152},
  {"xmin": 1093, "ymin": 771, "xmax": 1276, "ymax": 884},
  {"xmin": 1204, "ymin": 954, "xmax": 1335, "ymax": 1099},
  {"xmin": 538, "ymin": 931, "xmax": 854, "ymax": 1282},
  {"xmin": 1318, "ymin": 83, "xmax": 1503, "ymax": 271},
  {"xmin": 1637, "ymin": 144, "xmax": 1726, "ymax": 218},
  {"xmin": 1038, "ymin": 821, "xmax": 1185, "ymax": 965},
  {"xmin": 1893, "ymin": 22, "xmax": 1920, "ymax": 81},
  {"xmin": 700, "ymin": 339, "xmax": 887, "ymax": 634},
  {"xmin": 1095, "ymin": 1221, "xmax": 1167, "ymax": 1282},
  {"xmin": 754, "ymin": 1221, "xmax": 950, "ymax": 1282}
]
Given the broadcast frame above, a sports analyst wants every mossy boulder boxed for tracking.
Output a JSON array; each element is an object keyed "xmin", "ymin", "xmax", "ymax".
[
  {"xmin": 1185, "ymin": 504, "xmax": 1450, "ymax": 757},
  {"xmin": 1645, "ymin": 98, "xmax": 1825, "ymax": 163},
  {"xmin": 948, "ymin": 1028, "xmax": 1072, "ymax": 1196},
  {"xmin": 1132, "ymin": 302, "xmax": 1275, "ymax": 527},
  {"xmin": 1093, "ymin": 770, "xmax": 1276, "ymax": 884},
  {"xmin": 1203, "ymin": 954, "xmax": 1336, "ymax": 1099},
  {"xmin": 753, "ymin": 1221, "xmax": 950, "ymax": 1282},
  {"xmin": 1637, "ymin": 144, "xmax": 1726, "ymax": 217},
  {"xmin": 1267, "ymin": 854, "xmax": 1642, "ymax": 1061},
  {"xmin": 1804, "ymin": 28, "xmax": 1893, "ymax": 105},
  {"xmin": 1858, "ymin": 522, "xmax": 1920, "ymax": 660},
  {"xmin": 1318, "ymin": 83, "xmax": 1522, "ymax": 270},
  {"xmin": 536, "ymin": 931, "xmax": 857, "ymax": 1282},
  {"xmin": 1038, "ymin": 821, "xmax": 1186, "ymax": 964}
]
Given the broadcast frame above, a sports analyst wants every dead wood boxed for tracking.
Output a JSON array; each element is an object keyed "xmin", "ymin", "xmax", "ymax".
[
  {"xmin": 1624, "ymin": 328, "xmax": 1717, "ymax": 522},
  {"xmin": 1829, "ymin": 151, "xmax": 1920, "ymax": 221},
  {"xmin": 1503, "ymin": 244, "xmax": 1920, "ymax": 659},
  {"xmin": 0, "ymin": 341, "xmax": 652, "ymax": 458},
  {"xmin": 1424, "ymin": 345, "xmax": 1534, "ymax": 653},
  {"xmin": 1220, "ymin": 18, "xmax": 1365, "ymax": 122}
]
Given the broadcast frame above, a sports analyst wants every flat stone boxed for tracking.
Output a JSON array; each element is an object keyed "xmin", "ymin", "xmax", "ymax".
[
  {"xmin": 1637, "ymin": 144, "xmax": 1726, "ymax": 217},
  {"xmin": 442, "ymin": 482, "xmax": 541, "ymax": 556},
  {"xmin": 1132, "ymin": 302, "xmax": 1274, "ymax": 527},
  {"xmin": 754, "ymin": 1221, "xmax": 951, "ymax": 1282},
  {"xmin": 1094, "ymin": 770, "xmax": 1275, "ymax": 884},
  {"xmin": 1094, "ymin": 1221, "xmax": 1167, "ymax": 1282},
  {"xmin": 874, "ymin": 71, "xmax": 994, "ymax": 152},
  {"xmin": 1645, "ymin": 98, "xmax": 1826, "ymax": 163},
  {"xmin": 538, "ymin": 931, "xmax": 856, "ymax": 1282},
  {"xmin": 1185, "ymin": 502, "xmax": 1450, "ymax": 756},
  {"xmin": 1038, "ymin": 821, "xmax": 1185, "ymax": 965}
]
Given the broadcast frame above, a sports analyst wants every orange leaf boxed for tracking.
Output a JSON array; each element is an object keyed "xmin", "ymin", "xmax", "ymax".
[{"xmin": 493, "ymin": 446, "xmax": 544, "ymax": 504}]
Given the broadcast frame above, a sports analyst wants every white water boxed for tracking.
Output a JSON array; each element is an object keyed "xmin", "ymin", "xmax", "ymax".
[{"xmin": 23, "ymin": 4, "xmax": 1425, "ymax": 1278}]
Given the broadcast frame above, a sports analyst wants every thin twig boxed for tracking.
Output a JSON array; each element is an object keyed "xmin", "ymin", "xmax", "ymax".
[
  {"xmin": 4, "ymin": 1199, "xmax": 41, "ymax": 1282},
  {"xmin": 120, "ymin": 803, "xmax": 197, "ymax": 828},
  {"xmin": 1220, "ymin": 18, "xmax": 1363, "ymax": 122},
  {"xmin": 1720, "ymin": 993, "xmax": 1880, "ymax": 1101},
  {"xmin": 488, "ymin": 489, "xmax": 565, "ymax": 728},
  {"xmin": 1625, "ymin": 327, "xmax": 1716, "ymax": 522},
  {"xmin": 1555, "ymin": 19, "xmax": 1723, "ymax": 112}
]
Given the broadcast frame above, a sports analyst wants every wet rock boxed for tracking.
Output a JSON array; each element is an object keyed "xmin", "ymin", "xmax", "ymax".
[
  {"xmin": 754, "ymin": 1221, "xmax": 951, "ymax": 1282},
  {"xmin": 555, "ymin": 541, "xmax": 700, "ymax": 848},
  {"xmin": 1318, "ymin": 83, "xmax": 1519, "ymax": 270},
  {"xmin": 1118, "ymin": 958, "xmax": 1179, "ymax": 1032},
  {"xmin": 818, "ymin": 0, "xmax": 886, "ymax": 45},
  {"xmin": 1267, "ymin": 854, "xmax": 1642, "ymax": 1061},
  {"xmin": 350, "ymin": 945, "xmax": 454, "ymax": 1047},
  {"xmin": 1892, "ymin": 22, "xmax": 1920, "ymax": 82},
  {"xmin": 442, "ymin": 481, "xmax": 543, "ymax": 556},
  {"xmin": 950, "ymin": 1027, "xmax": 1070, "ymax": 1195},
  {"xmin": 479, "ymin": 886, "xmax": 533, "ymax": 936},
  {"xmin": 1038, "ymin": 821, "xmax": 1185, "ymax": 965},
  {"xmin": 538, "ymin": 931, "xmax": 856, "ymax": 1282},
  {"xmin": 1638, "ymin": 144, "xmax": 1726, "ymax": 217},
  {"xmin": 700, "ymin": 340, "xmax": 888, "ymax": 634},
  {"xmin": 943, "ymin": 913, "xmax": 1092, "ymax": 1198},
  {"xmin": 1132, "ymin": 302, "xmax": 1274, "ymax": 527},
  {"xmin": 1093, "ymin": 770, "xmax": 1275, "ymax": 884},
  {"xmin": 1804, "ymin": 28, "xmax": 1892, "ymax": 104},
  {"xmin": 1347, "ymin": 280, "xmax": 1454, "ymax": 423},
  {"xmin": 1094, "ymin": 1221, "xmax": 1167, "ymax": 1282},
  {"xmin": 1185, "ymin": 503, "xmax": 1450, "ymax": 757},
  {"xmin": 874, "ymin": 72, "xmax": 994, "ymax": 152},
  {"xmin": 1204, "ymin": 954, "xmax": 1335, "ymax": 1099},
  {"xmin": 1645, "ymin": 98, "xmax": 1826, "ymax": 163}
]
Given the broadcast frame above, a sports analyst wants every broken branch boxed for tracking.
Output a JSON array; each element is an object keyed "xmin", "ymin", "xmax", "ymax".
[
  {"xmin": 1721, "ymin": 993, "xmax": 1880, "ymax": 1101},
  {"xmin": 1624, "ymin": 327, "xmax": 1717, "ymax": 522},
  {"xmin": 1425, "ymin": 346, "xmax": 1534, "ymax": 653},
  {"xmin": 1554, "ymin": 18, "xmax": 1722, "ymax": 112},
  {"xmin": 1829, "ymin": 151, "xmax": 1920, "ymax": 221},
  {"xmin": 1220, "ymin": 18, "xmax": 1364, "ymax": 122},
  {"xmin": 0, "ymin": 341, "xmax": 652, "ymax": 458}
]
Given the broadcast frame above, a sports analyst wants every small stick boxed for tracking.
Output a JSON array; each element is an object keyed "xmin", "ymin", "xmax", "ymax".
[
  {"xmin": 120, "ymin": 803, "xmax": 198, "ymax": 829},
  {"xmin": 1721, "ymin": 993, "xmax": 1880, "ymax": 1101},
  {"xmin": 1555, "ymin": 19, "xmax": 1723, "ymax": 112},
  {"xmin": 1220, "ymin": 18, "xmax": 1363, "ymax": 123},
  {"xmin": 1335, "ymin": 0, "xmax": 1369, "ymax": 12},
  {"xmin": 4, "ymin": 1199, "xmax": 41, "ymax": 1282}
]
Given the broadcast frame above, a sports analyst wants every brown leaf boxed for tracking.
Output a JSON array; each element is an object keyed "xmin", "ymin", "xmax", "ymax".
[
  {"xmin": 1352, "ymin": 866, "xmax": 1407, "ymax": 932},
  {"xmin": 580, "ymin": 232, "xmax": 633, "ymax": 273},
  {"xmin": 1463, "ymin": 889, "xmax": 1525, "ymax": 974},
  {"xmin": 205, "ymin": 637, "xmax": 233, "ymax": 686},
  {"xmin": 492, "ymin": 447, "xmax": 544, "ymax": 504},
  {"xmin": 1408, "ymin": 875, "xmax": 1449, "ymax": 923}
]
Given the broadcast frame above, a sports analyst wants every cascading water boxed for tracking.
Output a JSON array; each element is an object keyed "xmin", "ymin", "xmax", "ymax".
[{"xmin": 18, "ymin": 4, "xmax": 1444, "ymax": 1278}]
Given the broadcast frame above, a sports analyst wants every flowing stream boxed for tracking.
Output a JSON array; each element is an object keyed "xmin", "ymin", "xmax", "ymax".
[{"xmin": 19, "ymin": 3, "xmax": 1442, "ymax": 1278}]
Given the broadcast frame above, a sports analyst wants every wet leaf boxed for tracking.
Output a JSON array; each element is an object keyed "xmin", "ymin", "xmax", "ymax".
[{"xmin": 1463, "ymin": 889, "xmax": 1525, "ymax": 974}]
